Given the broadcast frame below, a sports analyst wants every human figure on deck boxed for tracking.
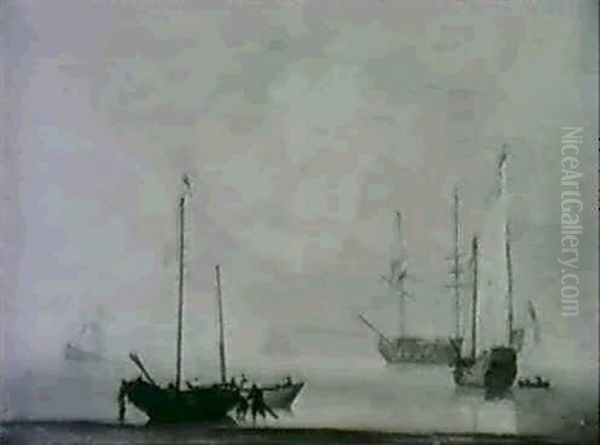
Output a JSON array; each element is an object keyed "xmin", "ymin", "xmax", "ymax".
[{"xmin": 248, "ymin": 384, "xmax": 278, "ymax": 425}]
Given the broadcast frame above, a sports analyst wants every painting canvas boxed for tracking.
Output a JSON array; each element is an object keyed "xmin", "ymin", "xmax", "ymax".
[{"xmin": 1, "ymin": 1, "xmax": 598, "ymax": 444}]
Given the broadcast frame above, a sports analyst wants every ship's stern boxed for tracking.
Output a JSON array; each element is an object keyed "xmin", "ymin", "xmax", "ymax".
[{"xmin": 484, "ymin": 347, "xmax": 517, "ymax": 398}]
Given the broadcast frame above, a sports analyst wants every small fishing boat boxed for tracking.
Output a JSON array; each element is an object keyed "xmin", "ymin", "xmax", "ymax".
[
  {"xmin": 517, "ymin": 376, "xmax": 551, "ymax": 389},
  {"xmin": 118, "ymin": 176, "xmax": 241, "ymax": 424}
]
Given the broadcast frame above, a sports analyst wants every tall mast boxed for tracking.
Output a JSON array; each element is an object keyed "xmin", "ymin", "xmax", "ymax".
[
  {"xmin": 395, "ymin": 210, "xmax": 407, "ymax": 337},
  {"xmin": 498, "ymin": 144, "xmax": 513, "ymax": 347},
  {"xmin": 175, "ymin": 175, "xmax": 190, "ymax": 392},
  {"xmin": 505, "ymin": 222, "xmax": 514, "ymax": 346},
  {"xmin": 497, "ymin": 144, "xmax": 508, "ymax": 199},
  {"xmin": 452, "ymin": 187, "xmax": 461, "ymax": 338},
  {"xmin": 215, "ymin": 264, "xmax": 227, "ymax": 384},
  {"xmin": 470, "ymin": 236, "xmax": 479, "ymax": 361}
]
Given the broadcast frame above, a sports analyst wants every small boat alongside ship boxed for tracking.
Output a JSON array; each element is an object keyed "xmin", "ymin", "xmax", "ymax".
[
  {"xmin": 517, "ymin": 376, "xmax": 551, "ymax": 389},
  {"xmin": 263, "ymin": 380, "xmax": 305, "ymax": 411},
  {"xmin": 213, "ymin": 262, "xmax": 305, "ymax": 412}
]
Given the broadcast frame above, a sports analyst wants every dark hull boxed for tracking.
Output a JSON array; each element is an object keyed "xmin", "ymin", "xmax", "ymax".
[
  {"xmin": 453, "ymin": 347, "xmax": 517, "ymax": 398},
  {"xmin": 378, "ymin": 336, "xmax": 462, "ymax": 365},
  {"xmin": 263, "ymin": 383, "xmax": 304, "ymax": 410},
  {"xmin": 121, "ymin": 379, "xmax": 240, "ymax": 423}
]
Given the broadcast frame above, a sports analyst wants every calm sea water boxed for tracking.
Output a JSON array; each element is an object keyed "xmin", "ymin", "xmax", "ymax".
[{"xmin": 3, "ymin": 356, "xmax": 598, "ymax": 444}]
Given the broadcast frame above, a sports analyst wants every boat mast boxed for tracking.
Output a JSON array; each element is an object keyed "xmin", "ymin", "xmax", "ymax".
[
  {"xmin": 498, "ymin": 145, "xmax": 513, "ymax": 347},
  {"xmin": 505, "ymin": 222, "xmax": 514, "ymax": 346},
  {"xmin": 452, "ymin": 187, "xmax": 461, "ymax": 339},
  {"xmin": 395, "ymin": 210, "xmax": 407, "ymax": 337},
  {"xmin": 175, "ymin": 175, "xmax": 190, "ymax": 392},
  {"xmin": 215, "ymin": 264, "xmax": 227, "ymax": 384},
  {"xmin": 470, "ymin": 236, "xmax": 479, "ymax": 361}
]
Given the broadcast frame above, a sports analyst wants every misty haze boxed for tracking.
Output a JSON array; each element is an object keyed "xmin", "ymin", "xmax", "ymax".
[{"xmin": 1, "ymin": 1, "xmax": 598, "ymax": 444}]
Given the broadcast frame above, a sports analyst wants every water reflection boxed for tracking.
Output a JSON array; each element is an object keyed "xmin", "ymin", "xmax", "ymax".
[{"xmin": 2, "ymin": 358, "xmax": 597, "ymax": 442}]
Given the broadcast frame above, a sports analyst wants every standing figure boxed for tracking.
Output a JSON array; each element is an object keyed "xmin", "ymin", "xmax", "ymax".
[
  {"xmin": 248, "ymin": 384, "xmax": 278, "ymax": 426},
  {"xmin": 235, "ymin": 392, "xmax": 248, "ymax": 422},
  {"xmin": 117, "ymin": 380, "xmax": 127, "ymax": 423}
]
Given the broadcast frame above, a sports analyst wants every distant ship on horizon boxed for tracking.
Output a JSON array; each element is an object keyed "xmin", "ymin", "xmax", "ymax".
[
  {"xmin": 64, "ymin": 320, "xmax": 105, "ymax": 362},
  {"xmin": 359, "ymin": 206, "xmax": 462, "ymax": 365}
]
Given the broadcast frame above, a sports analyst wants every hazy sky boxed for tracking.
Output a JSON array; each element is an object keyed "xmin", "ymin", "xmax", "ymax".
[{"xmin": 1, "ymin": 0, "xmax": 598, "ymax": 378}]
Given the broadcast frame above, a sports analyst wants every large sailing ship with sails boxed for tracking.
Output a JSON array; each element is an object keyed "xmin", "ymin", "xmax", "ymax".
[
  {"xmin": 118, "ymin": 175, "xmax": 240, "ymax": 424},
  {"xmin": 451, "ymin": 146, "xmax": 521, "ymax": 397},
  {"xmin": 359, "ymin": 206, "xmax": 462, "ymax": 365}
]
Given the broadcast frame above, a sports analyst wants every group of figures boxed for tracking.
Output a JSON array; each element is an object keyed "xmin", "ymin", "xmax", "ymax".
[
  {"xmin": 204, "ymin": 374, "xmax": 293, "ymax": 424},
  {"xmin": 228, "ymin": 376, "xmax": 279, "ymax": 424}
]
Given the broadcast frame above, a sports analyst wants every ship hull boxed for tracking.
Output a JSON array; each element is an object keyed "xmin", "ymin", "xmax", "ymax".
[
  {"xmin": 263, "ymin": 382, "xmax": 304, "ymax": 410},
  {"xmin": 453, "ymin": 347, "xmax": 517, "ymax": 398},
  {"xmin": 121, "ymin": 379, "xmax": 240, "ymax": 424},
  {"xmin": 377, "ymin": 336, "xmax": 462, "ymax": 365}
]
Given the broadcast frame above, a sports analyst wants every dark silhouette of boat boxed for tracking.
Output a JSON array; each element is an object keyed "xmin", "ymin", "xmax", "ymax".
[
  {"xmin": 517, "ymin": 376, "xmax": 551, "ymax": 389},
  {"xmin": 118, "ymin": 176, "xmax": 242, "ymax": 424},
  {"xmin": 119, "ymin": 374, "xmax": 239, "ymax": 423}
]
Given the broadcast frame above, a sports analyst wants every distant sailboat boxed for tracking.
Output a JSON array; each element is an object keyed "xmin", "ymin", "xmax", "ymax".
[
  {"xmin": 64, "ymin": 320, "xmax": 104, "ymax": 362},
  {"xmin": 214, "ymin": 264, "xmax": 304, "ymax": 411}
]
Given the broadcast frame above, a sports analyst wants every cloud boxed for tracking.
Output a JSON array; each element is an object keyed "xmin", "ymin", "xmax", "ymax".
[{"xmin": 1, "ymin": 0, "xmax": 597, "ymax": 382}]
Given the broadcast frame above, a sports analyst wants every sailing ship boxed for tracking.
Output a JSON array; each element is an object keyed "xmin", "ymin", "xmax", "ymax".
[
  {"xmin": 118, "ymin": 175, "xmax": 241, "ymax": 424},
  {"xmin": 451, "ymin": 147, "xmax": 518, "ymax": 398},
  {"xmin": 451, "ymin": 237, "xmax": 517, "ymax": 397},
  {"xmin": 64, "ymin": 320, "xmax": 104, "ymax": 362},
  {"xmin": 359, "ymin": 209, "xmax": 462, "ymax": 365}
]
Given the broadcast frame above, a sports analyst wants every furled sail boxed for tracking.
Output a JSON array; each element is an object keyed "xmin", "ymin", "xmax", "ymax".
[{"xmin": 477, "ymin": 148, "xmax": 511, "ymax": 352}]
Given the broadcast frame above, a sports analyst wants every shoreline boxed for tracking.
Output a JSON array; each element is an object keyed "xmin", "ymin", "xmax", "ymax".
[{"xmin": 1, "ymin": 419, "xmax": 581, "ymax": 445}]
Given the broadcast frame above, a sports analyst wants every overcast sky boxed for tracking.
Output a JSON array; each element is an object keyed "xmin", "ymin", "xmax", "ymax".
[{"xmin": 1, "ymin": 0, "xmax": 598, "ymax": 379}]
